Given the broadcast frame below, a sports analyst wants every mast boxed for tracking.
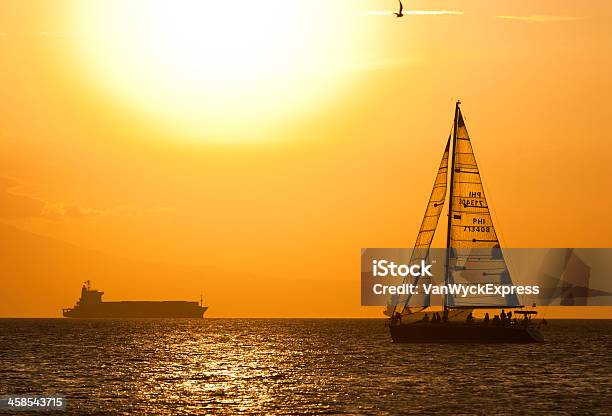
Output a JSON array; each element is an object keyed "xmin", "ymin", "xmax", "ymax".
[{"xmin": 445, "ymin": 100, "xmax": 460, "ymax": 312}]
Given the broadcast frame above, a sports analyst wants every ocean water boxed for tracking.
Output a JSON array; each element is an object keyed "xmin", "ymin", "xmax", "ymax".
[{"xmin": 0, "ymin": 319, "xmax": 610, "ymax": 415}]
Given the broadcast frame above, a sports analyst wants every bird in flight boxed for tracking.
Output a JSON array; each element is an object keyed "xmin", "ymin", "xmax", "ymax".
[{"xmin": 394, "ymin": 0, "xmax": 404, "ymax": 17}]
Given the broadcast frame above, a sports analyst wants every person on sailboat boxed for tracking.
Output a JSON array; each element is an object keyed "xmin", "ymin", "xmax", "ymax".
[
  {"xmin": 466, "ymin": 312, "xmax": 474, "ymax": 324},
  {"xmin": 483, "ymin": 313, "xmax": 490, "ymax": 324},
  {"xmin": 500, "ymin": 309, "xmax": 507, "ymax": 321}
]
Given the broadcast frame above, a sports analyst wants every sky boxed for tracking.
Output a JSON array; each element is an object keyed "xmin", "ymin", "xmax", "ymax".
[{"xmin": 1, "ymin": 0, "xmax": 611, "ymax": 317}]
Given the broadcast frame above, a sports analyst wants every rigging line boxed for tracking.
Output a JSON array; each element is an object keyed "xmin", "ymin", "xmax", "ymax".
[
  {"xmin": 456, "ymin": 269, "xmax": 507, "ymax": 272},
  {"xmin": 453, "ymin": 267, "xmax": 506, "ymax": 271},
  {"xmin": 450, "ymin": 238, "xmax": 498, "ymax": 242},
  {"xmin": 452, "ymin": 256, "xmax": 503, "ymax": 260},
  {"xmin": 452, "ymin": 181, "xmax": 483, "ymax": 184},
  {"xmin": 455, "ymin": 256, "xmax": 506, "ymax": 260},
  {"xmin": 454, "ymin": 264, "xmax": 507, "ymax": 268}
]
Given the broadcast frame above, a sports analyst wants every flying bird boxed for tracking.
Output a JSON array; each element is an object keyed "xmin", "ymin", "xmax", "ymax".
[{"xmin": 394, "ymin": 0, "xmax": 404, "ymax": 17}]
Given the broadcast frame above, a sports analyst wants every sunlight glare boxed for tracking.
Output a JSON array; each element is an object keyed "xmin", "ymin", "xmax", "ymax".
[{"xmin": 72, "ymin": 0, "xmax": 361, "ymax": 142}]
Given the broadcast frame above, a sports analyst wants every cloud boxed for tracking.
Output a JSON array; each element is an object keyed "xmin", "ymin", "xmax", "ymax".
[
  {"xmin": 0, "ymin": 178, "xmax": 46, "ymax": 219},
  {"xmin": 40, "ymin": 204, "xmax": 108, "ymax": 220},
  {"xmin": 366, "ymin": 10, "xmax": 464, "ymax": 16},
  {"xmin": 39, "ymin": 31, "xmax": 65, "ymax": 36},
  {"xmin": 495, "ymin": 15, "xmax": 582, "ymax": 23},
  {"xmin": 0, "ymin": 177, "xmax": 177, "ymax": 221},
  {"xmin": 365, "ymin": 11, "xmax": 580, "ymax": 23}
]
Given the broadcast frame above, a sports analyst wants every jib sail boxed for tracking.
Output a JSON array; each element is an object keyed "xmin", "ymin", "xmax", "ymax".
[{"xmin": 390, "ymin": 137, "xmax": 450, "ymax": 315}]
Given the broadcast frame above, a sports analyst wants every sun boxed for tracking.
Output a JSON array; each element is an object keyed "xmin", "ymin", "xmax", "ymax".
[{"xmin": 70, "ymin": 0, "xmax": 361, "ymax": 142}]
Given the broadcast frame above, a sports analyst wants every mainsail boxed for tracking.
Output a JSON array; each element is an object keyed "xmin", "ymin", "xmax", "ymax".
[{"xmin": 445, "ymin": 104, "xmax": 521, "ymax": 308}]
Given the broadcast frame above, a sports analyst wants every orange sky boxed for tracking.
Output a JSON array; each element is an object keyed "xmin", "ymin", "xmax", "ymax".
[{"xmin": 1, "ymin": 0, "xmax": 611, "ymax": 317}]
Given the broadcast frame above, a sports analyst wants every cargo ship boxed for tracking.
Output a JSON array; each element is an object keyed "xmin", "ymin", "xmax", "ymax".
[{"xmin": 62, "ymin": 281, "xmax": 207, "ymax": 318}]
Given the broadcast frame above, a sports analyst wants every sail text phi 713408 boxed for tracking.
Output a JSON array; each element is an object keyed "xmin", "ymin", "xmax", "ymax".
[{"xmin": 388, "ymin": 102, "xmax": 544, "ymax": 343}]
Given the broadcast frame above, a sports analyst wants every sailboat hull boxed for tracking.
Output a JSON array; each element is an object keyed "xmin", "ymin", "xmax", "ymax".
[{"xmin": 389, "ymin": 322, "xmax": 544, "ymax": 343}]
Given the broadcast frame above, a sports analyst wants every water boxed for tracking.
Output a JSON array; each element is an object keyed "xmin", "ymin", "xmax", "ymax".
[{"xmin": 0, "ymin": 319, "xmax": 610, "ymax": 415}]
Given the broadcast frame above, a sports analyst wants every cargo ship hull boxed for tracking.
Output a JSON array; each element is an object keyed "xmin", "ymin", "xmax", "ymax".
[{"xmin": 63, "ymin": 302, "xmax": 207, "ymax": 318}]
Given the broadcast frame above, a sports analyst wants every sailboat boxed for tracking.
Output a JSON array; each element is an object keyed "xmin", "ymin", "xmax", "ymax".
[{"xmin": 387, "ymin": 101, "xmax": 544, "ymax": 343}]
